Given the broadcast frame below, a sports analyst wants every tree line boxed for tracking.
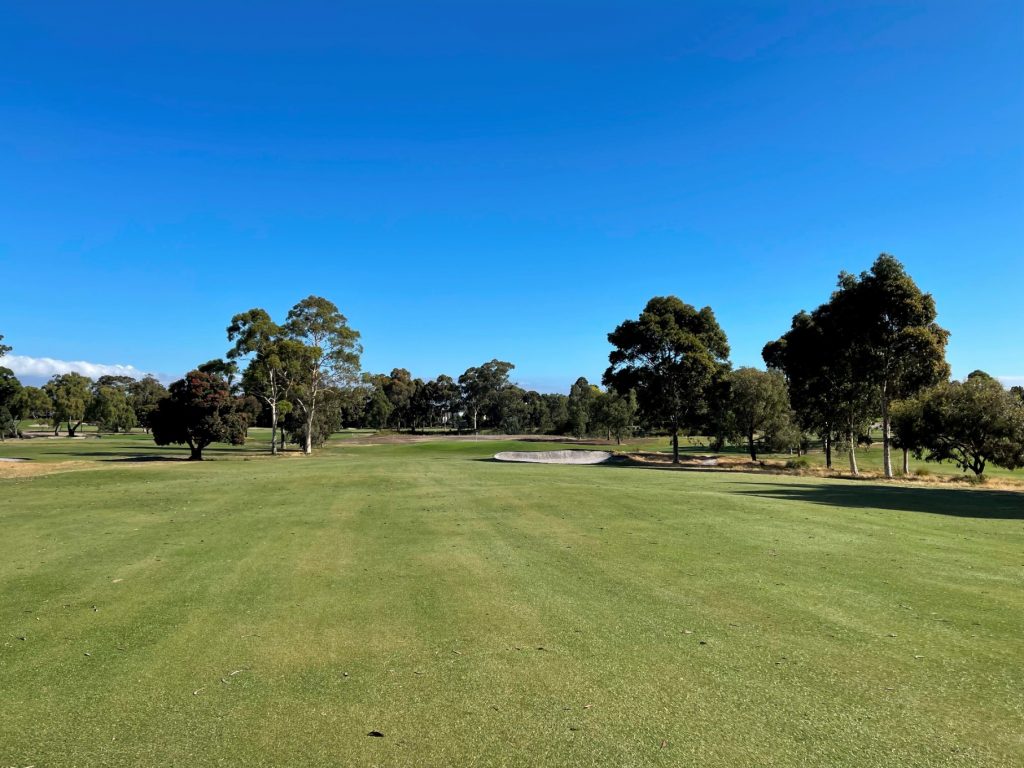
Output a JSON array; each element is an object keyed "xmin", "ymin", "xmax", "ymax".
[
  {"xmin": 1, "ymin": 254, "xmax": 1022, "ymax": 473},
  {"xmin": 599, "ymin": 254, "xmax": 1024, "ymax": 477}
]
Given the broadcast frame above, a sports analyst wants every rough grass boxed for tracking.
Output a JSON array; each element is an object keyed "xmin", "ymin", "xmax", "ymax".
[{"xmin": 1, "ymin": 434, "xmax": 1022, "ymax": 766}]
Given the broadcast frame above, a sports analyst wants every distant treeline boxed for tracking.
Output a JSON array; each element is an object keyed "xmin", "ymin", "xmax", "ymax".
[{"xmin": 2, "ymin": 254, "xmax": 1022, "ymax": 474}]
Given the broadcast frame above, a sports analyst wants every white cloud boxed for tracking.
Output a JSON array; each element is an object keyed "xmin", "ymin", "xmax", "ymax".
[
  {"xmin": 3, "ymin": 354, "xmax": 163, "ymax": 381},
  {"xmin": 998, "ymin": 375, "xmax": 1024, "ymax": 388}
]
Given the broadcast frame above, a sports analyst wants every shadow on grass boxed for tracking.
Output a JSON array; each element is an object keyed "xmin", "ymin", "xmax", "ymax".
[
  {"xmin": 103, "ymin": 455, "xmax": 189, "ymax": 463},
  {"xmin": 39, "ymin": 444, "xmax": 265, "ymax": 461},
  {"xmin": 733, "ymin": 482, "xmax": 1024, "ymax": 520}
]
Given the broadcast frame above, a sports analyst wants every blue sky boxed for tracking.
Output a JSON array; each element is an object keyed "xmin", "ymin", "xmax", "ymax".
[{"xmin": 2, "ymin": 1, "xmax": 1021, "ymax": 391}]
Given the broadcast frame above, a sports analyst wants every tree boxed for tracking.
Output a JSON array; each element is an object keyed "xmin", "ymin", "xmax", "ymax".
[
  {"xmin": 94, "ymin": 375, "xmax": 135, "ymax": 393},
  {"xmin": 604, "ymin": 296, "xmax": 730, "ymax": 464},
  {"xmin": 830, "ymin": 255, "xmax": 950, "ymax": 478},
  {"xmin": 127, "ymin": 376, "xmax": 169, "ymax": 432},
  {"xmin": 13, "ymin": 385, "xmax": 50, "ymax": 426},
  {"xmin": 150, "ymin": 370, "xmax": 253, "ymax": 460},
  {"xmin": 0, "ymin": 334, "xmax": 10, "ymax": 359},
  {"xmin": 567, "ymin": 377, "xmax": 598, "ymax": 438},
  {"xmin": 595, "ymin": 388, "xmax": 638, "ymax": 444},
  {"xmin": 914, "ymin": 372, "xmax": 1024, "ymax": 476},
  {"xmin": 890, "ymin": 397, "xmax": 927, "ymax": 475},
  {"xmin": 0, "ymin": 367, "xmax": 22, "ymax": 411},
  {"xmin": 540, "ymin": 393, "xmax": 570, "ymax": 435},
  {"xmin": 284, "ymin": 386, "xmax": 344, "ymax": 449},
  {"xmin": 726, "ymin": 367, "xmax": 792, "ymax": 461},
  {"xmin": 431, "ymin": 374, "xmax": 462, "ymax": 432},
  {"xmin": 765, "ymin": 311, "xmax": 838, "ymax": 467},
  {"xmin": 459, "ymin": 360, "xmax": 515, "ymax": 433},
  {"xmin": 0, "ymin": 365, "xmax": 21, "ymax": 440},
  {"xmin": 283, "ymin": 296, "xmax": 362, "ymax": 455},
  {"xmin": 493, "ymin": 386, "xmax": 530, "ymax": 434},
  {"xmin": 197, "ymin": 358, "xmax": 240, "ymax": 392},
  {"xmin": 87, "ymin": 384, "xmax": 138, "ymax": 433},
  {"xmin": 227, "ymin": 307, "xmax": 304, "ymax": 455},
  {"xmin": 45, "ymin": 373, "xmax": 92, "ymax": 437},
  {"xmin": 382, "ymin": 368, "xmax": 417, "ymax": 430},
  {"xmin": 364, "ymin": 385, "xmax": 394, "ymax": 429}
]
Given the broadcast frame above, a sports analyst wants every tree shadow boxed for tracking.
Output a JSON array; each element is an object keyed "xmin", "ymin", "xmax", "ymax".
[
  {"xmin": 734, "ymin": 481, "xmax": 1024, "ymax": 520},
  {"xmin": 102, "ymin": 455, "xmax": 188, "ymax": 463}
]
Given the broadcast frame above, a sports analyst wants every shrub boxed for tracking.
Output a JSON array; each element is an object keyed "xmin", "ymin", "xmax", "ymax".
[
  {"xmin": 913, "ymin": 467, "xmax": 931, "ymax": 478},
  {"xmin": 785, "ymin": 457, "xmax": 812, "ymax": 470}
]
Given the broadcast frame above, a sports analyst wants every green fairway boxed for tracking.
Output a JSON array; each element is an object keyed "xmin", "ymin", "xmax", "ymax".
[{"xmin": 1, "ymin": 436, "xmax": 1022, "ymax": 767}]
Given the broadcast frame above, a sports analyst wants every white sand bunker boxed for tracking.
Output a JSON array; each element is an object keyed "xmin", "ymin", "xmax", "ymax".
[
  {"xmin": 494, "ymin": 450, "xmax": 612, "ymax": 465},
  {"xmin": 0, "ymin": 457, "xmax": 28, "ymax": 462}
]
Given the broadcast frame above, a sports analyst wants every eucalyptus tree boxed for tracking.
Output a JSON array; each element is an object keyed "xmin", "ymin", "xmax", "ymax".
[
  {"xmin": 595, "ymin": 388, "xmax": 638, "ymax": 445},
  {"xmin": 567, "ymin": 377, "xmax": 598, "ymax": 438},
  {"xmin": 829, "ymin": 255, "xmax": 949, "ymax": 478},
  {"xmin": 604, "ymin": 296, "xmax": 730, "ymax": 464},
  {"xmin": 13, "ymin": 386, "xmax": 50, "ymax": 424},
  {"xmin": 45, "ymin": 373, "xmax": 92, "ymax": 436},
  {"xmin": 227, "ymin": 307, "xmax": 303, "ymax": 454},
  {"xmin": 764, "ymin": 311, "xmax": 844, "ymax": 467},
  {"xmin": 283, "ymin": 296, "xmax": 362, "ymax": 454},
  {"xmin": 890, "ymin": 396, "xmax": 927, "ymax": 475},
  {"xmin": 88, "ymin": 376, "xmax": 138, "ymax": 432},
  {"xmin": 459, "ymin": 360, "xmax": 515, "ymax": 433},
  {"xmin": 726, "ymin": 367, "xmax": 792, "ymax": 461},
  {"xmin": 382, "ymin": 368, "xmax": 417, "ymax": 430},
  {"xmin": 87, "ymin": 384, "xmax": 137, "ymax": 432},
  {"xmin": 128, "ymin": 375, "xmax": 169, "ymax": 432}
]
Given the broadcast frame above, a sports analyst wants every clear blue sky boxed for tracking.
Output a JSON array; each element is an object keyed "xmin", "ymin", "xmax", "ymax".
[{"xmin": 2, "ymin": 1, "xmax": 1021, "ymax": 391}]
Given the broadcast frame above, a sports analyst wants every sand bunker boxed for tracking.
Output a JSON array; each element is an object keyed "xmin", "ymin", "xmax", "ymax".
[{"xmin": 494, "ymin": 450, "xmax": 612, "ymax": 465}]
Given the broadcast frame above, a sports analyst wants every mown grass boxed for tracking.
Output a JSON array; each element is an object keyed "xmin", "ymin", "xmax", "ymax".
[{"xmin": 1, "ymin": 435, "xmax": 1022, "ymax": 766}]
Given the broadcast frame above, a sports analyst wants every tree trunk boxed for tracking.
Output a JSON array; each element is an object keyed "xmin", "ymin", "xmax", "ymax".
[
  {"xmin": 671, "ymin": 428, "xmax": 679, "ymax": 464},
  {"xmin": 902, "ymin": 447, "xmax": 910, "ymax": 475},
  {"xmin": 189, "ymin": 445, "xmax": 203, "ymax": 460},
  {"xmin": 881, "ymin": 391, "xmax": 893, "ymax": 479},
  {"xmin": 824, "ymin": 435, "xmax": 832, "ymax": 469},
  {"xmin": 303, "ymin": 411, "xmax": 314, "ymax": 454},
  {"xmin": 748, "ymin": 429, "xmax": 757, "ymax": 461},
  {"xmin": 848, "ymin": 430, "xmax": 859, "ymax": 476},
  {"xmin": 269, "ymin": 402, "xmax": 278, "ymax": 456},
  {"xmin": 472, "ymin": 408, "xmax": 478, "ymax": 433}
]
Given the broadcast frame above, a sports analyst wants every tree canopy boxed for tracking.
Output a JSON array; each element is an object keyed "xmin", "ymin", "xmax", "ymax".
[
  {"xmin": 911, "ymin": 372, "xmax": 1024, "ymax": 476},
  {"xmin": 459, "ymin": 360, "xmax": 515, "ymax": 433},
  {"xmin": 151, "ymin": 370, "xmax": 253, "ymax": 460},
  {"xmin": 605, "ymin": 295, "xmax": 730, "ymax": 463},
  {"xmin": 284, "ymin": 296, "xmax": 362, "ymax": 454},
  {"xmin": 45, "ymin": 372, "xmax": 92, "ymax": 437}
]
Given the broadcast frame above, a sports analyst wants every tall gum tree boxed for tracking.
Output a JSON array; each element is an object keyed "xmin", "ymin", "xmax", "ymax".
[
  {"xmin": 604, "ymin": 296, "xmax": 730, "ymax": 464},
  {"xmin": 458, "ymin": 360, "xmax": 515, "ymax": 433},
  {"xmin": 764, "ymin": 311, "xmax": 840, "ymax": 467},
  {"xmin": 227, "ymin": 308, "xmax": 302, "ymax": 455},
  {"xmin": 830, "ymin": 255, "xmax": 949, "ymax": 479},
  {"xmin": 283, "ymin": 296, "xmax": 361, "ymax": 455}
]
